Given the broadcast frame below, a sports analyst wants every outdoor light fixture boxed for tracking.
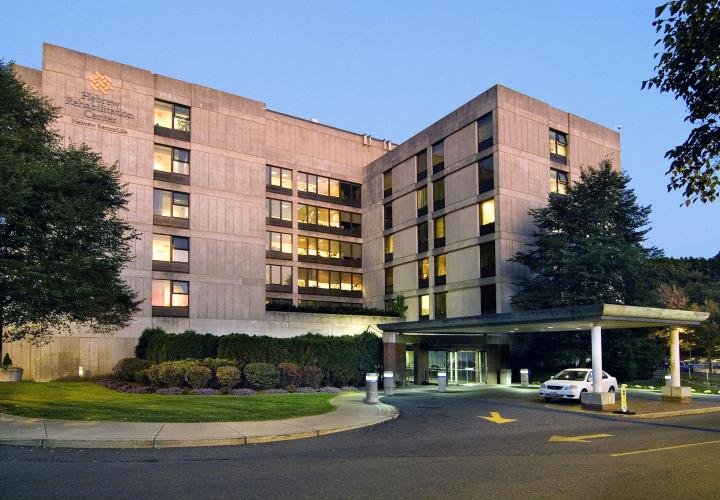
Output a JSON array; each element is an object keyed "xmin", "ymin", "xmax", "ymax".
[
  {"xmin": 366, "ymin": 373, "xmax": 378, "ymax": 382},
  {"xmin": 364, "ymin": 373, "xmax": 379, "ymax": 404},
  {"xmin": 78, "ymin": 366, "xmax": 84, "ymax": 378},
  {"xmin": 520, "ymin": 368, "xmax": 530, "ymax": 388}
]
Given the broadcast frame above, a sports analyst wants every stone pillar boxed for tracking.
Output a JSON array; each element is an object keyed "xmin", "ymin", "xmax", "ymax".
[
  {"xmin": 591, "ymin": 324, "xmax": 602, "ymax": 394},
  {"xmin": 382, "ymin": 332, "xmax": 406, "ymax": 387},
  {"xmin": 414, "ymin": 349, "xmax": 428, "ymax": 385}
]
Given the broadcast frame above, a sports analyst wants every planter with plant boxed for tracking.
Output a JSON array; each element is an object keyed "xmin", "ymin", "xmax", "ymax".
[{"xmin": 0, "ymin": 354, "xmax": 23, "ymax": 382}]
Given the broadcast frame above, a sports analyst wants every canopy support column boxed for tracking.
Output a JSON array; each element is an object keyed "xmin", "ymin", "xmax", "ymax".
[
  {"xmin": 662, "ymin": 327, "xmax": 692, "ymax": 401},
  {"xmin": 591, "ymin": 323, "xmax": 602, "ymax": 393}
]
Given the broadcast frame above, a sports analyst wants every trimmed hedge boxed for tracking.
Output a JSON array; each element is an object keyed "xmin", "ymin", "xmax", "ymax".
[
  {"xmin": 266, "ymin": 302, "xmax": 399, "ymax": 317},
  {"xmin": 134, "ymin": 328, "xmax": 382, "ymax": 386}
]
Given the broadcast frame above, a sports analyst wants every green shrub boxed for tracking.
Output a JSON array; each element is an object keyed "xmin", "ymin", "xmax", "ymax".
[
  {"xmin": 138, "ymin": 329, "xmax": 219, "ymax": 363},
  {"xmin": 302, "ymin": 366, "xmax": 323, "ymax": 388},
  {"xmin": 157, "ymin": 361, "xmax": 189, "ymax": 387},
  {"xmin": 216, "ymin": 365, "xmax": 241, "ymax": 388},
  {"xmin": 185, "ymin": 364, "xmax": 212, "ymax": 389},
  {"xmin": 135, "ymin": 327, "xmax": 166, "ymax": 359},
  {"xmin": 244, "ymin": 362, "xmax": 279, "ymax": 390},
  {"xmin": 112, "ymin": 358, "xmax": 151, "ymax": 382},
  {"xmin": 199, "ymin": 358, "xmax": 236, "ymax": 376},
  {"xmin": 279, "ymin": 362, "xmax": 302, "ymax": 387}
]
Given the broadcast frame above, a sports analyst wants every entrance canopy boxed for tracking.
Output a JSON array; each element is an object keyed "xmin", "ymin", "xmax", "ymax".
[{"xmin": 377, "ymin": 303, "xmax": 709, "ymax": 335}]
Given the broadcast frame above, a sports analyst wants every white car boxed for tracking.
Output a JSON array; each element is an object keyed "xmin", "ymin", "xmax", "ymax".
[{"xmin": 539, "ymin": 368, "xmax": 617, "ymax": 402}]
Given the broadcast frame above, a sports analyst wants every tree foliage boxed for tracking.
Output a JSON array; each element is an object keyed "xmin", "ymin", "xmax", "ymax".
[
  {"xmin": 0, "ymin": 60, "xmax": 140, "ymax": 348},
  {"xmin": 643, "ymin": 1, "xmax": 720, "ymax": 204},
  {"xmin": 509, "ymin": 160, "xmax": 665, "ymax": 381},
  {"xmin": 511, "ymin": 160, "xmax": 660, "ymax": 310}
]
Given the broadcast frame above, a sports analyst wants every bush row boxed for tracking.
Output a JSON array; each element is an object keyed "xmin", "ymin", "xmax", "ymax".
[
  {"xmin": 265, "ymin": 302, "xmax": 398, "ymax": 317},
  {"xmin": 113, "ymin": 357, "xmax": 329, "ymax": 390},
  {"xmin": 134, "ymin": 329, "xmax": 382, "ymax": 387}
]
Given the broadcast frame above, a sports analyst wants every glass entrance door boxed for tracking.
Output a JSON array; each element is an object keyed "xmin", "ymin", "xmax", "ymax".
[{"xmin": 448, "ymin": 351, "xmax": 485, "ymax": 384}]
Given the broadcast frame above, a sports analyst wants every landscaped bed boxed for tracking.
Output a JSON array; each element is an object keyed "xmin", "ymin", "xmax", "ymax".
[{"xmin": 0, "ymin": 382, "xmax": 337, "ymax": 423}]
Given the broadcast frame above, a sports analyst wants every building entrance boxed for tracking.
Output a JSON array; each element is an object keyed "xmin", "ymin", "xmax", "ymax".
[{"xmin": 426, "ymin": 350, "xmax": 486, "ymax": 385}]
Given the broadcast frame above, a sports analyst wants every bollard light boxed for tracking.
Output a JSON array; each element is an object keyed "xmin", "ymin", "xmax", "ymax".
[
  {"xmin": 520, "ymin": 368, "xmax": 530, "ymax": 388},
  {"xmin": 365, "ymin": 372, "xmax": 379, "ymax": 404},
  {"xmin": 383, "ymin": 371, "xmax": 395, "ymax": 396},
  {"xmin": 78, "ymin": 366, "xmax": 84, "ymax": 378},
  {"xmin": 665, "ymin": 374, "xmax": 672, "ymax": 386},
  {"xmin": 438, "ymin": 371, "xmax": 447, "ymax": 392}
]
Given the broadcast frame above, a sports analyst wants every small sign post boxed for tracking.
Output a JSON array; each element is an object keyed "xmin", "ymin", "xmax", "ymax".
[{"xmin": 613, "ymin": 383, "xmax": 635, "ymax": 415}]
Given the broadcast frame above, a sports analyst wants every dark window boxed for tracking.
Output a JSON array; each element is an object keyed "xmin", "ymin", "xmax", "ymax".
[
  {"xmin": 432, "ymin": 140, "xmax": 445, "ymax": 174},
  {"xmin": 385, "ymin": 267, "xmax": 393, "ymax": 295},
  {"xmin": 385, "ymin": 299, "xmax": 394, "ymax": 312},
  {"xmin": 549, "ymin": 129, "xmax": 568, "ymax": 164},
  {"xmin": 416, "ymin": 150, "xmax": 428, "ymax": 181},
  {"xmin": 435, "ymin": 292, "xmax": 447, "ymax": 319},
  {"xmin": 384, "ymin": 203, "xmax": 393, "ymax": 230},
  {"xmin": 418, "ymin": 258, "xmax": 429, "ymax": 289},
  {"xmin": 266, "ymin": 297, "xmax": 293, "ymax": 306},
  {"xmin": 478, "ymin": 155, "xmax": 494, "ymax": 194},
  {"xmin": 433, "ymin": 178, "xmax": 445, "ymax": 211},
  {"xmin": 383, "ymin": 170, "xmax": 392, "ymax": 197},
  {"xmin": 434, "ymin": 216, "xmax": 446, "ymax": 248},
  {"xmin": 267, "ymin": 198, "xmax": 292, "ymax": 221},
  {"xmin": 266, "ymin": 264, "xmax": 293, "ymax": 286},
  {"xmin": 417, "ymin": 187, "xmax": 428, "ymax": 217},
  {"xmin": 550, "ymin": 169, "xmax": 569, "ymax": 194},
  {"xmin": 481, "ymin": 284, "xmax": 497, "ymax": 315},
  {"xmin": 480, "ymin": 241, "xmax": 496, "ymax": 278},
  {"xmin": 418, "ymin": 222, "xmax": 428, "ymax": 253},
  {"xmin": 477, "ymin": 112, "xmax": 493, "ymax": 151}
]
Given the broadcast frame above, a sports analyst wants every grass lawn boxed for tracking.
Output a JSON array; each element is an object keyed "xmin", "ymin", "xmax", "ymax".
[
  {"xmin": 628, "ymin": 376, "xmax": 720, "ymax": 393},
  {"xmin": 0, "ymin": 382, "xmax": 337, "ymax": 422}
]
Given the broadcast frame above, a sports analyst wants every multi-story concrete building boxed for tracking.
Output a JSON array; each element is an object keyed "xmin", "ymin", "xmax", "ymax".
[{"xmin": 7, "ymin": 44, "xmax": 619, "ymax": 383}]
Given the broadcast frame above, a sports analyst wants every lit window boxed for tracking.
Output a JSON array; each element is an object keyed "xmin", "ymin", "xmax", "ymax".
[
  {"xmin": 318, "ymin": 238, "xmax": 330, "ymax": 258},
  {"xmin": 435, "ymin": 254, "xmax": 447, "ymax": 277},
  {"xmin": 383, "ymin": 170, "xmax": 392, "ymax": 196},
  {"xmin": 266, "ymin": 265, "xmax": 292, "ymax": 286},
  {"xmin": 152, "ymin": 279, "xmax": 188, "ymax": 307},
  {"xmin": 420, "ymin": 294, "xmax": 430, "ymax": 320},
  {"xmin": 418, "ymin": 258, "xmax": 429, "ymax": 287},
  {"xmin": 154, "ymin": 144, "xmax": 190, "ymax": 175},
  {"xmin": 153, "ymin": 189, "xmax": 189, "ymax": 219},
  {"xmin": 341, "ymin": 272, "xmax": 352, "ymax": 291},
  {"xmin": 154, "ymin": 100, "xmax": 190, "ymax": 132},
  {"xmin": 385, "ymin": 234, "xmax": 394, "ymax": 255},
  {"xmin": 416, "ymin": 151, "xmax": 428, "ymax": 181},
  {"xmin": 417, "ymin": 187, "xmax": 428, "ymax": 210},
  {"xmin": 434, "ymin": 216, "xmax": 446, "ymax": 242},
  {"xmin": 153, "ymin": 234, "xmax": 189, "ymax": 262},
  {"xmin": 551, "ymin": 169, "xmax": 569, "ymax": 194},
  {"xmin": 267, "ymin": 232, "xmax": 292, "ymax": 254},
  {"xmin": 330, "ymin": 179, "xmax": 340, "ymax": 198},
  {"xmin": 267, "ymin": 199, "xmax": 292, "ymax": 221},
  {"xmin": 267, "ymin": 166, "xmax": 292, "ymax": 189},
  {"xmin": 480, "ymin": 199, "xmax": 495, "ymax": 226},
  {"xmin": 549, "ymin": 129, "xmax": 567, "ymax": 163}
]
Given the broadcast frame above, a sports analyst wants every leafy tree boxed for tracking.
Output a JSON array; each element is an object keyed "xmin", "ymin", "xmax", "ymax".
[
  {"xmin": 512, "ymin": 160, "xmax": 661, "ymax": 309},
  {"xmin": 685, "ymin": 300, "xmax": 720, "ymax": 376},
  {"xmin": 643, "ymin": 1, "xmax": 720, "ymax": 204},
  {"xmin": 509, "ymin": 160, "xmax": 664, "ymax": 381},
  {"xmin": 0, "ymin": 61, "xmax": 140, "ymax": 356}
]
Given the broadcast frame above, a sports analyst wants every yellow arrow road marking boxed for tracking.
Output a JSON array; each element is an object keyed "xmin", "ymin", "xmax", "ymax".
[
  {"xmin": 479, "ymin": 411, "xmax": 516, "ymax": 424},
  {"xmin": 549, "ymin": 434, "xmax": 612, "ymax": 443}
]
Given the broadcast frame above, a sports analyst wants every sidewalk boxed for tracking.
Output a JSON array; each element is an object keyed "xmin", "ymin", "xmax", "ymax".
[{"xmin": 0, "ymin": 392, "xmax": 398, "ymax": 449}]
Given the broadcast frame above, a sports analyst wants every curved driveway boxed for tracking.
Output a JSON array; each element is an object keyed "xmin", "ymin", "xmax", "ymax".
[{"xmin": 3, "ymin": 386, "xmax": 720, "ymax": 499}]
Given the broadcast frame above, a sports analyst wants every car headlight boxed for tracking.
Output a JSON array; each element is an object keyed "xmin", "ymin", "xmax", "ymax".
[{"xmin": 568, "ymin": 385, "xmax": 578, "ymax": 389}]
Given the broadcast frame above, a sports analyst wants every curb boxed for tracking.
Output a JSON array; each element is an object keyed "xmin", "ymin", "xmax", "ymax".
[
  {"xmin": 0, "ymin": 400, "xmax": 399, "ymax": 449},
  {"xmin": 544, "ymin": 403, "xmax": 720, "ymax": 419}
]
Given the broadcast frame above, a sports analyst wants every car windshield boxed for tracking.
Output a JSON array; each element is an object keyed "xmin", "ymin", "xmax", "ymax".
[{"xmin": 552, "ymin": 370, "xmax": 588, "ymax": 381}]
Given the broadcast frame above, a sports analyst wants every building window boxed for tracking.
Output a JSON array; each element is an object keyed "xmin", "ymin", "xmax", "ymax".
[
  {"xmin": 267, "ymin": 166, "xmax": 292, "ymax": 190},
  {"xmin": 384, "ymin": 203, "xmax": 393, "ymax": 230},
  {"xmin": 434, "ymin": 216, "xmax": 446, "ymax": 247},
  {"xmin": 385, "ymin": 267, "xmax": 393, "ymax": 295},
  {"xmin": 480, "ymin": 198, "xmax": 495, "ymax": 235},
  {"xmin": 418, "ymin": 258, "xmax": 429, "ymax": 289},
  {"xmin": 418, "ymin": 222, "xmax": 429, "ymax": 253},
  {"xmin": 266, "ymin": 297, "xmax": 293, "ymax": 307},
  {"xmin": 549, "ymin": 129, "xmax": 568, "ymax": 164},
  {"xmin": 383, "ymin": 170, "xmax": 392, "ymax": 197},
  {"xmin": 298, "ymin": 204, "xmax": 360, "ymax": 235},
  {"xmin": 481, "ymin": 284, "xmax": 497, "ymax": 315},
  {"xmin": 385, "ymin": 234, "xmax": 394, "ymax": 262},
  {"xmin": 478, "ymin": 155, "xmax": 494, "ymax": 194},
  {"xmin": 297, "ymin": 172, "xmax": 360, "ymax": 205},
  {"xmin": 433, "ymin": 178, "xmax": 445, "ymax": 211},
  {"xmin": 154, "ymin": 100, "xmax": 190, "ymax": 132},
  {"xmin": 152, "ymin": 279, "xmax": 189, "ymax": 308},
  {"xmin": 420, "ymin": 294, "xmax": 430, "ymax": 321},
  {"xmin": 432, "ymin": 140, "xmax": 445, "ymax": 174},
  {"xmin": 435, "ymin": 292, "xmax": 447, "ymax": 319},
  {"xmin": 267, "ymin": 231, "xmax": 292, "ymax": 255},
  {"xmin": 477, "ymin": 112, "xmax": 493, "ymax": 151},
  {"xmin": 152, "ymin": 234, "xmax": 189, "ymax": 263},
  {"xmin": 266, "ymin": 198, "xmax": 292, "ymax": 222},
  {"xmin": 154, "ymin": 144, "xmax": 190, "ymax": 176},
  {"xmin": 154, "ymin": 189, "xmax": 189, "ymax": 219},
  {"xmin": 550, "ymin": 169, "xmax": 569, "ymax": 194},
  {"xmin": 480, "ymin": 241, "xmax": 496, "ymax": 278},
  {"xmin": 298, "ymin": 268, "xmax": 362, "ymax": 293},
  {"xmin": 416, "ymin": 150, "xmax": 428, "ymax": 181},
  {"xmin": 266, "ymin": 264, "xmax": 293, "ymax": 286},
  {"xmin": 417, "ymin": 187, "xmax": 428, "ymax": 217},
  {"xmin": 297, "ymin": 236, "xmax": 360, "ymax": 263},
  {"xmin": 434, "ymin": 254, "xmax": 447, "ymax": 285}
]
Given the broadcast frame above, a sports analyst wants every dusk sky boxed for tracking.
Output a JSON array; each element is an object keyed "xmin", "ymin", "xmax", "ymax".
[{"xmin": 3, "ymin": 0, "xmax": 717, "ymax": 257}]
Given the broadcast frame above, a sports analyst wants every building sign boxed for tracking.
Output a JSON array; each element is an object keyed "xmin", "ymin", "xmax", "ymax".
[{"xmin": 64, "ymin": 72, "xmax": 136, "ymax": 126}]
